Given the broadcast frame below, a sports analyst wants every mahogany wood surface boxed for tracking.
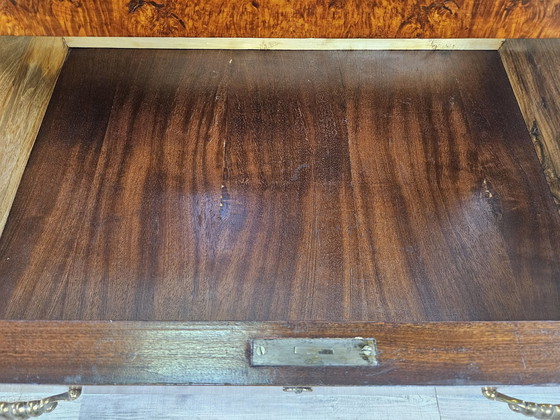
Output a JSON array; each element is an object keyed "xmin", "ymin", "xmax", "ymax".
[
  {"xmin": 1, "ymin": 0, "xmax": 559, "ymax": 38},
  {"xmin": 1, "ymin": 321, "xmax": 560, "ymax": 385},
  {"xmin": 0, "ymin": 49, "xmax": 559, "ymax": 322}
]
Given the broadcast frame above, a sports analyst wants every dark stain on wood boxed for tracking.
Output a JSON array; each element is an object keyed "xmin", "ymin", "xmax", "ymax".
[{"xmin": 0, "ymin": 49, "xmax": 559, "ymax": 322}]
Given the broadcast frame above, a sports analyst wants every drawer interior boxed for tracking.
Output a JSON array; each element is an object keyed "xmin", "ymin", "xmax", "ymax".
[{"xmin": 0, "ymin": 46, "xmax": 559, "ymax": 323}]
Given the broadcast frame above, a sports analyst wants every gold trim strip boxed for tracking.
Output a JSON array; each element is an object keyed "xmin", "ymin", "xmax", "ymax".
[{"xmin": 63, "ymin": 37, "xmax": 505, "ymax": 51}]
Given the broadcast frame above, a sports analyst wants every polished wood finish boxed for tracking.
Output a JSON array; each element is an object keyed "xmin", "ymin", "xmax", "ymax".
[
  {"xmin": 1, "ymin": 1, "xmax": 559, "ymax": 38},
  {"xmin": 0, "ymin": 36, "xmax": 66, "ymax": 238},
  {"xmin": 1, "ymin": 49, "xmax": 559, "ymax": 322},
  {"xmin": 1, "ymin": 321, "xmax": 560, "ymax": 385},
  {"xmin": 500, "ymin": 39, "xmax": 560, "ymax": 207}
]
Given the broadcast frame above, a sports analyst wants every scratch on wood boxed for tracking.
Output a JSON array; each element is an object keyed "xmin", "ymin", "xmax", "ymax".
[
  {"xmin": 530, "ymin": 120, "xmax": 545, "ymax": 162},
  {"xmin": 481, "ymin": 178, "xmax": 503, "ymax": 221},
  {"xmin": 482, "ymin": 178, "xmax": 493, "ymax": 199},
  {"xmin": 529, "ymin": 120, "xmax": 560, "ymax": 206},
  {"xmin": 219, "ymin": 183, "xmax": 230, "ymax": 218},
  {"xmin": 220, "ymin": 131, "xmax": 230, "ymax": 219}
]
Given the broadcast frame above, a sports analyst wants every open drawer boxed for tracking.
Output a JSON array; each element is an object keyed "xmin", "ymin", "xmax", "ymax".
[{"xmin": 0, "ymin": 34, "xmax": 559, "ymax": 400}]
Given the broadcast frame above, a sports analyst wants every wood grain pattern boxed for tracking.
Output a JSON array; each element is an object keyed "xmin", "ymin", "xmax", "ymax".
[
  {"xmin": 1, "ymin": 0, "xmax": 559, "ymax": 38},
  {"xmin": 1, "ymin": 321, "xmax": 560, "ymax": 385},
  {"xmin": 1, "ymin": 49, "xmax": 559, "ymax": 322},
  {"xmin": 500, "ymin": 39, "xmax": 560, "ymax": 208},
  {"xmin": 0, "ymin": 37, "xmax": 67, "ymax": 239}
]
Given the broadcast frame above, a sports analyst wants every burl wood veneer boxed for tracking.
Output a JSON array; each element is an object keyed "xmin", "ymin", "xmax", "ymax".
[
  {"xmin": 0, "ymin": 49, "xmax": 559, "ymax": 322},
  {"xmin": 1, "ymin": 0, "xmax": 559, "ymax": 38}
]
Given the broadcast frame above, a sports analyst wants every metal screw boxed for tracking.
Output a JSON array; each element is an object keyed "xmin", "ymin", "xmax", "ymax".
[
  {"xmin": 255, "ymin": 345, "xmax": 267, "ymax": 356},
  {"xmin": 360, "ymin": 345, "xmax": 374, "ymax": 357}
]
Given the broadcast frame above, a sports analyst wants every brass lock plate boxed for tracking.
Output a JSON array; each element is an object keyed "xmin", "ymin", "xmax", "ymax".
[{"xmin": 250, "ymin": 338, "xmax": 377, "ymax": 367}]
